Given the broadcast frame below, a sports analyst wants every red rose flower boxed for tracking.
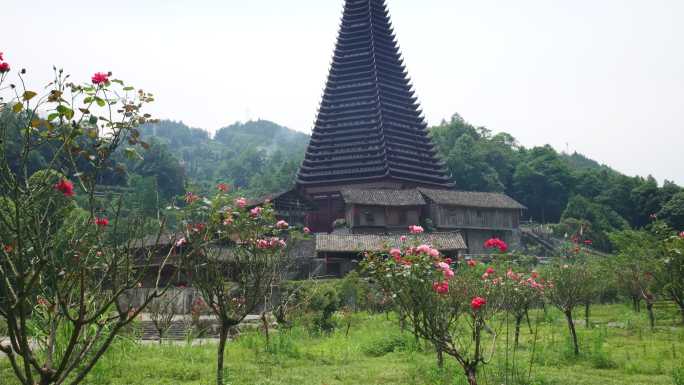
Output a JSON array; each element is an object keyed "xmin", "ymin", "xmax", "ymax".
[
  {"xmin": 679, "ymin": 231, "xmax": 684, "ymax": 239},
  {"xmin": 303, "ymin": 227, "xmax": 311, "ymax": 234},
  {"xmin": 471, "ymin": 297, "xmax": 486, "ymax": 311},
  {"xmin": 484, "ymin": 238, "xmax": 508, "ymax": 253},
  {"xmin": 0, "ymin": 52, "xmax": 3, "ymax": 61},
  {"xmin": 0, "ymin": 62, "xmax": 9, "ymax": 73},
  {"xmin": 432, "ymin": 281, "xmax": 449, "ymax": 294},
  {"xmin": 276, "ymin": 220, "xmax": 289, "ymax": 229},
  {"xmin": 467, "ymin": 259, "xmax": 477, "ymax": 267},
  {"xmin": 217, "ymin": 183, "xmax": 229, "ymax": 192},
  {"xmin": 94, "ymin": 217, "xmax": 109, "ymax": 228},
  {"xmin": 91, "ymin": 72, "xmax": 109, "ymax": 85},
  {"xmin": 3, "ymin": 244, "xmax": 12, "ymax": 253},
  {"xmin": 584, "ymin": 240, "xmax": 593, "ymax": 245},
  {"xmin": 53, "ymin": 179, "xmax": 75, "ymax": 197}
]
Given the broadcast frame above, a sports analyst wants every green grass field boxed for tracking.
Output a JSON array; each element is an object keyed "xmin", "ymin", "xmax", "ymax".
[{"xmin": 2, "ymin": 304, "xmax": 683, "ymax": 385}]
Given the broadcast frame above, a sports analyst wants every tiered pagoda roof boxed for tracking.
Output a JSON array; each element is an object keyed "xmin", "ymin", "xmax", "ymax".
[{"xmin": 296, "ymin": 0, "xmax": 453, "ymax": 188}]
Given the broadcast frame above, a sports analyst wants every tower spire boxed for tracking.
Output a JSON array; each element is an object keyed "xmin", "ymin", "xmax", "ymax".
[{"xmin": 296, "ymin": 0, "xmax": 452, "ymax": 189}]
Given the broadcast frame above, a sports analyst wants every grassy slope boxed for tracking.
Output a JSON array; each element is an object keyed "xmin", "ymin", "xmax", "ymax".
[{"xmin": 1, "ymin": 304, "xmax": 683, "ymax": 385}]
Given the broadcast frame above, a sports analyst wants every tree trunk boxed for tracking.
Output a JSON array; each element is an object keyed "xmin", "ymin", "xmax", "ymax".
[
  {"xmin": 584, "ymin": 302, "xmax": 590, "ymax": 328},
  {"xmin": 216, "ymin": 327, "xmax": 228, "ymax": 385},
  {"xmin": 435, "ymin": 344, "xmax": 444, "ymax": 369},
  {"xmin": 261, "ymin": 313, "xmax": 270, "ymax": 349},
  {"xmin": 646, "ymin": 302, "xmax": 655, "ymax": 330},
  {"xmin": 564, "ymin": 310, "xmax": 579, "ymax": 355},
  {"xmin": 465, "ymin": 365, "xmax": 478, "ymax": 385},
  {"xmin": 514, "ymin": 314, "xmax": 523, "ymax": 349}
]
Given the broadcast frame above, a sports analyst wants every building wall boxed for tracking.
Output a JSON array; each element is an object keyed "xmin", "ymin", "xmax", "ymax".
[
  {"xmin": 430, "ymin": 205, "xmax": 520, "ymax": 230},
  {"xmin": 346, "ymin": 204, "xmax": 421, "ymax": 231}
]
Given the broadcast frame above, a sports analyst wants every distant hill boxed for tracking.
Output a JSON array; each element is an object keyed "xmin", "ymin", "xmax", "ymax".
[
  {"xmin": 139, "ymin": 119, "xmax": 308, "ymax": 195},
  {"xmin": 214, "ymin": 120, "xmax": 309, "ymax": 156}
]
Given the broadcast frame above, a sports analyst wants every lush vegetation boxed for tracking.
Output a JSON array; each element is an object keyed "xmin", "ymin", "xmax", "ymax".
[
  {"xmin": 2, "ymin": 304, "xmax": 682, "ymax": 385},
  {"xmin": 430, "ymin": 114, "xmax": 682, "ymax": 251}
]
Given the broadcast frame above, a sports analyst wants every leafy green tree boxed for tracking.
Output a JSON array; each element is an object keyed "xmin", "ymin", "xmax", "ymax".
[
  {"xmin": 609, "ymin": 230, "xmax": 661, "ymax": 327},
  {"xmin": 658, "ymin": 191, "xmax": 684, "ymax": 230},
  {"xmin": 543, "ymin": 261, "xmax": 594, "ymax": 355},
  {"xmin": 513, "ymin": 146, "xmax": 574, "ymax": 223},
  {"xmin": 560, "ymin": 195, "xmax": 629, "ymax": 251},
  {"xmin": 125, "ymin": 139, "xmax": 185, "ymax": 201}
]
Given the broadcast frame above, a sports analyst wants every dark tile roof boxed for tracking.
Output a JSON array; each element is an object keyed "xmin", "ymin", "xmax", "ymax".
[
  {"xmin": 340, "ymin": 189, "xmax": 426, "ymax": 207},
  {"xmin": 295, "ymin": 0, "xmax": 452, "ymax": 188},
  {"xmin": 315, "ymin": 232, "xmax": 467, "ymax": 253},
  {"xmin": 418, "ymin": 188, "xmax": 526, "ymax": 210}
]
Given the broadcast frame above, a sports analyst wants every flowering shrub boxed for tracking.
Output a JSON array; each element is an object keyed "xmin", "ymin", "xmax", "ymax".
[
  {"xmin": 362, "ymin": 227, "xmax": 509, "ymax": 385},
  {"xmin": 177, "ymin": 184, "xmax": 304, "ymax": 385},
  {"xmin": 0, "ymin": 54, "xmax": 163, "ymax": 385}
]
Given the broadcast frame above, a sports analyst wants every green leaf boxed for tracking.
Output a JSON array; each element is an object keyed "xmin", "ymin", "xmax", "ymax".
[
  {"xmin": 111, "ymin": 79, "xmax": 124, "ymax": 85},
  {"xmin": 12, "ymin": 103, "xmax": 23, "ymax": 113},
  {"xmin": 123, "ymin": 86, "xmax": 134, "ymax": 91},
  {"xmin": 56, "ymin": 105, "xmax": 74, "ymax": 120},
  {"xmin": 47, "ymin": 113, "xmax": 59, "ymax": 122},
  {"xmin": 83, "ymin": 96, "xmax": 93, "ymax": 104},
  {"xmin": 89, "ymin": 116, "xmax": 98, "ymax": 125},
  {"xmin": 94, "ymin": 97, "xmax": 106, "ymax": 107},
  {"xmin": 124, "ymin": 147, "xmax": 143, "ymax": 161},
  {"xmin": 22, "ymin": 91, "xmax": 38, "ymax": 101}
]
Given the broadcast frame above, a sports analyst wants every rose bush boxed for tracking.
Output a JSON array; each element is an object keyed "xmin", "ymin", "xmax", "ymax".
[{"xmin": 362, "ymin": 231, "xmax": 524, "ymax": 385}]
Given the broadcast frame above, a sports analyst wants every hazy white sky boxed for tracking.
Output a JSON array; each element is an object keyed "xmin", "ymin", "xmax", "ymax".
[{"xmin": 3, "ymin": 0, "xmax": 683, "ymax": 184}]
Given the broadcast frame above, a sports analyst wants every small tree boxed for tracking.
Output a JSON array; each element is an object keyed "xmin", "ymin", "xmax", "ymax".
[
  {"xmin": 497, "ymin": 266, "xmax": 543, "ymax": 348},
  {"xmin": 543, "ymin": 261, "xmax": 594, "ymax": 355},
  {"xmin": 0, "ymin": 56, "xmax": 169, "ymax": 385},
  {"xmin": 179, "ymin": 191, "xmax": 299, "ymax": 385},
  {"xmin": 610, "ymin": 230, "xmax": 661, "ymax": 328},
  {"xmin": 148, "ymin": 289, "xmax": 182, "ymax": 343},
  {"xmin": 362, "ymin": 233, "xmax": 525, "ymax": 385},
  {"xmin": 657, "ymin": 227, "xmax": 684, "ymax": 324}
]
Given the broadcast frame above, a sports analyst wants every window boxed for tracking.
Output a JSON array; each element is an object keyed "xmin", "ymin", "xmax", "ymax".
[
  {"xmin": 364, "ymin": 211, "xmax": 375, "ymax": 224},
  {"xmin": 399, "ymin": 210, "xmax": 407, "ymax": 224}
]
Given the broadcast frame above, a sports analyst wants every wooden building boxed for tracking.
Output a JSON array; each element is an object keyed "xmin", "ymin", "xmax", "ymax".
[{"xmin": 264, "ymin": 0, "xmax": 525, "ymax": 273}]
